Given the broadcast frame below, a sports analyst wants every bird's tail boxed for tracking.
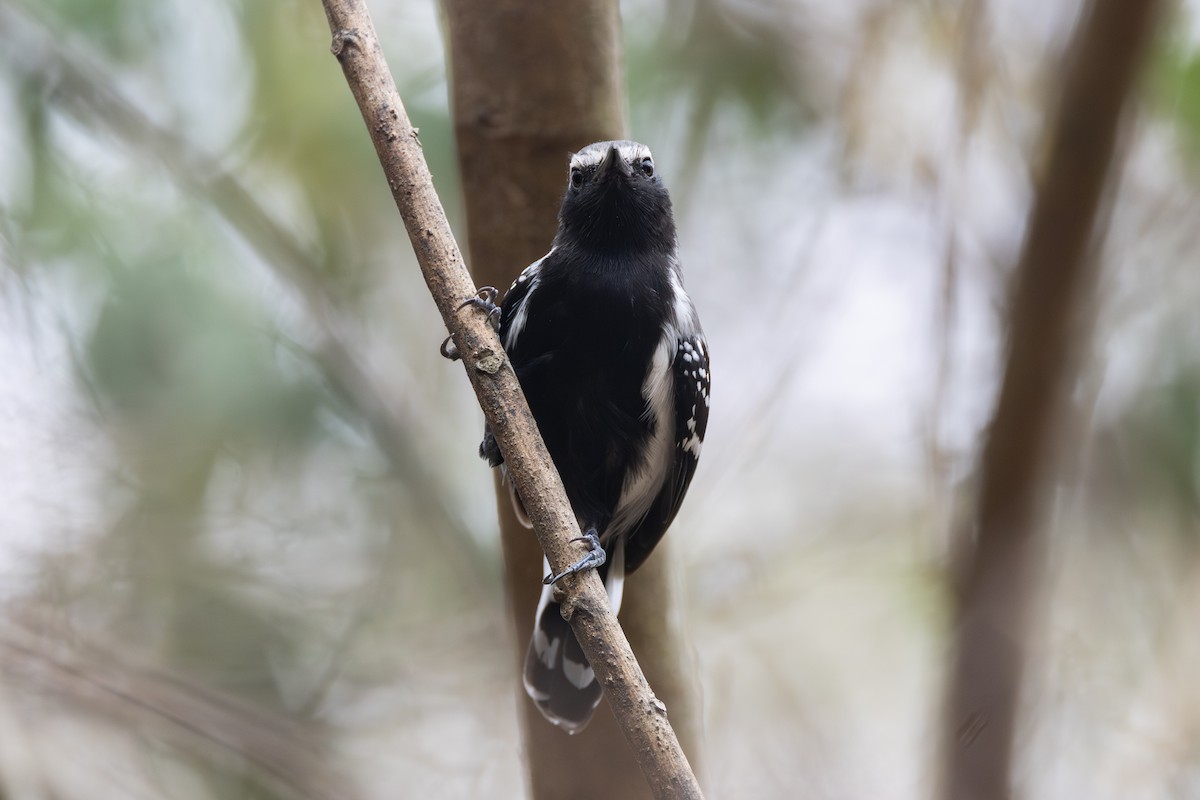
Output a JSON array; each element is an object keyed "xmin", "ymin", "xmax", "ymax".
[{"xmin": 522, "ymin": 538, "xmax": 624, "ymax": 734}]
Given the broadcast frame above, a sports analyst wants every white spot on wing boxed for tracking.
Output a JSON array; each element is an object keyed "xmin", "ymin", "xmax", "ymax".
[{"xmin": 680, "ymin": 324, "xmax": 708, "ymax": 457}]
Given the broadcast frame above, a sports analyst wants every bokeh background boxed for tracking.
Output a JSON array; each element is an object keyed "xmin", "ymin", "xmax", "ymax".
[{"xmin": 1, "ymin": 0, "xmax": 1199, "ymax": 797}]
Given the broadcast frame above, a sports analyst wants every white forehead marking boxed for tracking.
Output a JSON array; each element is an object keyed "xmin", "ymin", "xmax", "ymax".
[{"xmin": 570, "ymin": 140, "xmax": 653, "ymax": 170}]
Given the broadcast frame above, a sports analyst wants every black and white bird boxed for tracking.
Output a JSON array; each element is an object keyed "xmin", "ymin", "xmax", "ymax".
[{"xmin": 479, "ymin": 140, "xmax": 710, "ymax": 734}]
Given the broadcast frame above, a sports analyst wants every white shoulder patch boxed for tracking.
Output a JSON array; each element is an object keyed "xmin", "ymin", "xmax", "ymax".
[
  {"xmin": 504, "ymin": 254, "xmax": 547, "ymax": 351},
  {"xmin": 668, "ymin": 261, "xmax": 700, "ymax": 335}
]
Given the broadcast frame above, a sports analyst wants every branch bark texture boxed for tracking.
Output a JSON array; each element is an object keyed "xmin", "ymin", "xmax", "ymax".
[
  {"xmin": 941, "ymin": 1, "xmax": 1162, "ymax": 798},
  {"xmin": 442, "ymin": 0, "xmax": 702, "ymax": 797},
  {"xmin": 318, "ymin": 2, "xmax": 703, "ymax": 798}
]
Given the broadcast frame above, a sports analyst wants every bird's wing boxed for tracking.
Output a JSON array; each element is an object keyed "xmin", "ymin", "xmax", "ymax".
[
  {"xmin": 499, "ymin": 254, "xmax": 548, "ymax": 355},
  {"xmin": 479, "ymin": 254, "xmax": 550, "ymax": 468},
  {"xmin": 623, "ymin": 330, "xmax": 710, "ymax": 572}
]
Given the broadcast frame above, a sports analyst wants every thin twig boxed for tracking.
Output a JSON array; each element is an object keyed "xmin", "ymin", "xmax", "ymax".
[{"xmin": 318, "ymin": 2, "xmax": 704, "ymax": 797}]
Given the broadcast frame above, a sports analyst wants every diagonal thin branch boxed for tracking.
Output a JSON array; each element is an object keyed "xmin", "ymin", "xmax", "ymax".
[
  {"xmin": 317, "ymin": 2, "xmax": 704, "ymax": 797},
  {"xmin": 940, "ymin": 1, "xmax": 1163, "ymax": 798}
]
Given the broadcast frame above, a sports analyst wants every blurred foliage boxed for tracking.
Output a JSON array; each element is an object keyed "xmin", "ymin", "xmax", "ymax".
[
  {"xmin": 39, "ymin": 0, "xmax": 155, "ymax": 61},
  {"xmin": 1150, "ymin": 22, "xmax": 1200, "ymax": 161},
  {"xmin": 629, "ymin": 0, "xmax": 812, "ymax": 133},
  {"xmin": 240, "ymin": 0, "xmax": 392, "ymax": 280},
  {"xmin": 1116, "ymin": 347, "xmax": 1200, "ymax": 530},
  {"xmin": 87, "ymin": 246, "xmax": 320, "ymax": 450}
]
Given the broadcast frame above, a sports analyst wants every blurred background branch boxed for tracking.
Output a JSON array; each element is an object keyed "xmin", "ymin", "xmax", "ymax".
[
  {"xmin": 941, "ymin": 1, "xmax": 1164, "ymax": 798},
  {"xmin": 0, "ymin": 618, "xmax": 355, "ymax": 800}
]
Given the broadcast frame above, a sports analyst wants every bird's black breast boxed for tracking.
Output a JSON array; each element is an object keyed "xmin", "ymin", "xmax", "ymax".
[{"xmin": 501, "ymin": 249, "xmax": 673, "ymax": 534}]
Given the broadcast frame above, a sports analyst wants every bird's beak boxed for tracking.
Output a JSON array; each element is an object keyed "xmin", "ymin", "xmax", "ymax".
[{"xmin": 595, "ymin": 145, "xmax": 632, "ymax": 182}]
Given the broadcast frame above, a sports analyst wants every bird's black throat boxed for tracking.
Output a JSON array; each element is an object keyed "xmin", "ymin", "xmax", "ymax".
[{"xmin": 556, "ymin": 169, "xmax": 676, "ymax": 257}]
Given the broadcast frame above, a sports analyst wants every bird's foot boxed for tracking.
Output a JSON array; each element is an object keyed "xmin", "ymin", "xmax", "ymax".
[
  {"xmin": 458, "ymin": 286, "xmax": 502, "ymax": 331},
  {"xmin": 441, "ymin": 286, "xmax": 502, "ymax": 360},
  {"xmin": 544, "ymin": 529, "xmax": 606, "ymax": 585}
]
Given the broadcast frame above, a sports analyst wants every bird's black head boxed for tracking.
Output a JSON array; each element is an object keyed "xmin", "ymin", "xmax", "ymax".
[{"xmin": 555, "ymin": 141, "xmax": 677, "ymax": 256}]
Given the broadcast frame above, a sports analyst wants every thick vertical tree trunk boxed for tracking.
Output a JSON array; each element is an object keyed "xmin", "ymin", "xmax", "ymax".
[{"xmin": 442, "ymin": 3, "xmax": 702, "ymax": 797}]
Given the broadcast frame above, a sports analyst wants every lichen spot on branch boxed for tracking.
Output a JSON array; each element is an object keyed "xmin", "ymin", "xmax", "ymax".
[{"xmin": 475, "ymin": 349, "xmax": 504, "ymax": 375}]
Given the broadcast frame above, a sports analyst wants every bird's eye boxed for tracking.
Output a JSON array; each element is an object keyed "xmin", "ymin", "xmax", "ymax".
[
  {"xmin": 570, "ymin": 168, "xmax": 584, "ymax": 189},
  {"xmin": 640, "ymin": 158, "xmax": 654, "ymax": 177}
]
